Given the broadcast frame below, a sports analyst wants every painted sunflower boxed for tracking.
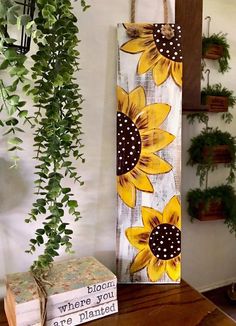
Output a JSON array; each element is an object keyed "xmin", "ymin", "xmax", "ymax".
[
  {"xmin": 117, "ymin": 86, "xmax": 175, "ymax": 208},
  {"xmin": 126, "ymin": 196, "xmax": 181, "ymax": 282},
  {"xmin": 121, "ymin": 24, "xmax": 183, "ymax": 87}
]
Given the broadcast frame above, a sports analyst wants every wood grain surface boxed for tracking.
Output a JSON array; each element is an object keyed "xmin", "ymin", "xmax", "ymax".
[
  {"xmin": 90, "ymin": 281, "xmax": 236, "ymax": 326},
  {"xmin": 1, "ymin": 281, "xmax": 234, "ymax": 326},
  {"xmin": 175, "ymin": 0, "xmax": 203, "ymax": 112}
]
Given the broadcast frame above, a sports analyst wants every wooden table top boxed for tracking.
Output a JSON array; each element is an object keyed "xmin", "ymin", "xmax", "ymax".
[{"xmin": 1, "ymin": 281, "xmax": 235, "ymax": 326}]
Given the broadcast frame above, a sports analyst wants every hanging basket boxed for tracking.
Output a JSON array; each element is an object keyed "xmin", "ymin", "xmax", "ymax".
[
  {"xmin": 202, "ymin": 145, "xmax": 232, "ymax": 163},
  {"xmin": 196, "ymin": 200, "xmax": 225, "ymax": 221},
  {"xmin": 203, "ymin": 44, "xmax": 224, "ymax": 60},
  {"xmin": 205, "ymin": 95, "xmax": 228, "ymax": 112}
]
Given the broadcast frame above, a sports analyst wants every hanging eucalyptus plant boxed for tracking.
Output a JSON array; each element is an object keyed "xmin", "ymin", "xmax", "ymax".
[{"xmin": 0, "ymin": 0, "xmax": 90, "ymax": 281}]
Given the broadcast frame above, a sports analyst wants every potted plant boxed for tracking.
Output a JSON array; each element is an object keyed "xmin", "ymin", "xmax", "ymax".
[
  {"xmin": 201, "ymin": 83, "xmax": 236, "ymax": 113},
  {"xmin": 188, "ymin": 127, "xmax": 236, "ymax": 186},
  {"xmin": 202, "ymin": 32, "xmax": 230, "ymax": 73},
  {"xmin": 187, "ymin": 185, "xmax": 236, "ymax": 235}
]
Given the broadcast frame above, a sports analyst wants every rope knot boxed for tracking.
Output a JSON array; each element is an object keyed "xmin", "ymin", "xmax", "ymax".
[
  {"xmin": 126, "ymin": 25, "xmax": 142, "ymax": 38},
  {"xmin": 161, "ymin": 24, "xmax": 175, "ymax": 40}
]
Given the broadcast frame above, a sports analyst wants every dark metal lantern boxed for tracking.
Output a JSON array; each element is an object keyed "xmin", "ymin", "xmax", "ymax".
[{"xmin": 5, "ymin": 0, "xmax": 36, "ymax": 54}]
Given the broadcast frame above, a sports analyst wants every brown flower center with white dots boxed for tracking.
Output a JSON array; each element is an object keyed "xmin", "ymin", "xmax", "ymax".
[
  {"xmin": 152, "ymin": 24, "xmax": 182, "ymax": 62},
  {"xmin": 149, "ymin": 223, "xmax": 181, "ymax": 260},
  {"xmin": 117, "ymin": 112, "xmax": 141, "ymax": 176}
]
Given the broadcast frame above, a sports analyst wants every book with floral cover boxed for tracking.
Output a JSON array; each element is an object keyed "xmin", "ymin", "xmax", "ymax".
[{"xmin": 4, "ymin": 257, "xmax": 117, "ymax": 326}]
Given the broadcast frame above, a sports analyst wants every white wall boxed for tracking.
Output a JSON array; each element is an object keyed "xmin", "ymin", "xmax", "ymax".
[{"xmin": 0, "ymin": 0, "xmax": 236, "ymax": 298}]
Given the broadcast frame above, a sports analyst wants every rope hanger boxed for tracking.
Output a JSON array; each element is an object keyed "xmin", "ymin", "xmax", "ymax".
[{"xmin": 128, "ymin": 0, "xmax": 174, "ymax": 39}]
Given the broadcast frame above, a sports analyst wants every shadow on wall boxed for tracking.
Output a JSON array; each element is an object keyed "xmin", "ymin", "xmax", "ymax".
[{"xmin": 0, "ymin": 157, "xmax": 28, "ymax": 213}]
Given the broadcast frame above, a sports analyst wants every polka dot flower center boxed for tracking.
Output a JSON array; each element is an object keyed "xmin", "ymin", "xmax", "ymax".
[
  {"xmin": 117, "ymin": 112, "xmax": 141, "ymax": 176},
  {"xmin": 149, "ymin": 223, "xmax": 181, "ymax": 260},
  {"xmin": 152, "ymin": 24, "xmax": 182, "ymax": 62}
]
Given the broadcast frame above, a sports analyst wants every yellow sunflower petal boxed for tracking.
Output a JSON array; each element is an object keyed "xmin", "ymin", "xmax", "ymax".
[
  {"xmin": 117, "ymin": 86, "xmax": 128, "ymax": 113},
  {"xmin": 117, "ymin": 175, "xmax": 136, "ymax": 208},
  {"xmin": 120, "ymin": 37, "xmax": 151, "ymax": 54},
  {"xmin": 134, "ymin": 103, "xmax": 171, "ymax": 130},
  {"xmin": 130, "ymin": 248, "xmax": 153, "ymax": 274},
  {"xmin": 166, "ymin": 256, "xmax": 181, "ymax": 282},
  {"xmin": 127, "ymin": 86, "xmax": 146, "ymax": 120},
  {"xmin": 141, "ymin": 129, "xmax": 175, "ymax": 153},
  {"xmin": 147, "ymin": 257, "xmax": 166, "ymax": 282},
  {"xmin": 137, "ymin": 153, "xmax": 173, "ymax": 175},
  {"xmin": 126, "ymin": 227, "xmax": 150, "ymax": 250},
  {"xmin": 171, "ymin": 62, "xmax": 183, "ymax": 87},
  {"xmin": 163, "ymin": 196, "xmax": 181, "ymax": 230},
  {"xmin": 137, "ymin": 45, "xmax": 159, "ymax": 74},
  {"xmin": 141, "ymin": 206, "xmax": 162, "ymax": 231},
  {"xmin": 153, "ymin": 56, "xmax": 171, "ymax": 86},
  {"xmin": 129, "ymin": 168, "xmax": 154, "ymax": 193}
]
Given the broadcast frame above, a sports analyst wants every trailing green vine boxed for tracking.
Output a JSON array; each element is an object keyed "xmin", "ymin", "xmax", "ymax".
[
  {"xmin": 1, "ymin": 0, "xmax": 90, "ymax": 280},
  {"xmin": 24, "ymin": 0, "xmax": 89, "ymax": 279}
]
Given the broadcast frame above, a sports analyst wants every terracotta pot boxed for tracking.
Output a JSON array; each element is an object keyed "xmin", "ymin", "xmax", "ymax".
[
  {"xmin": 196, "ymin": 200, "xmax": 225, "ymax": 221},
  {"xmin": 205, "ymin": 95, "xmax": 228, "ymax": 112},
  {"xmin": 203, "ymin": 44, "xmax": 224, "ymax": 60},
  {"xmin": 202, "ymin": 145, "xmax": 232, "ymax": 163}
]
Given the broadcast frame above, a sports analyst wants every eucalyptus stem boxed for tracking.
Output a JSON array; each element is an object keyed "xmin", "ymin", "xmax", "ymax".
[{"xmin": 25, "ymin": 0, "xmax": 89, "ymax": 277}]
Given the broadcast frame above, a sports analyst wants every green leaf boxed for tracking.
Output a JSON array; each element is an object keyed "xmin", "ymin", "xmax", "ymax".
[
  {"xmin": 68, "ymin": 200, "xmax": 78, "ymax": 208},
  {"xmin": 0, "ymin": 60, "xmax": 9, "ymax": 70},
  {"xmin": 4, "ymin": 48, "xmax": 18, "ymax": 61},
  {"xmin": 7, "ymin": 5, "xmax": 20, "ymax": 25},
  {"xmin": 5, "ymin": 118, "xmax": 18, "ymax": 126},
  {"xmin": 18, "ymin": 110, "xmax": 28, "ymax": 118},
  {"xmin": 8, "ymin": 137, "xmax": 23, "ymax": 145},
  {"xmin": 7, "ymin": 95, "xmax": 19, "ymax": 105},
  {"xmin": 36, "ymin": 235, "xmax": 44, "ymax": 244},
  {"xmin": 23, "ymin": 84, "xmax": 31, "ymax": 92},
  {"xmin": 36, "ymin": 229, "xmax": 45, "ymax": 235},
  {"xmin": 62, "ymin": 187, "xmax": 71, "ymax": 194},
  {"xmin": 53, "ymin": 74, "xmax": 64, "ymax": 87},
  {"xmin": 61, "ymin": 194, "xmax": 69, "ymax": 203},
  {"xmin": 58, "ymin": 223, "xmax": 68, "ymax": 232},
  {"xmin": 0, "ymin": 0, "xmax": 13, "ymax": 19},
  {"xmin": 64, "ymin": 229, "xmax": 73, "ymax": 235}
]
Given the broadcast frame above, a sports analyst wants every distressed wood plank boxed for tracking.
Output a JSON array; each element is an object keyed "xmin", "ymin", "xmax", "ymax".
[{"xmin": 116, "ymin": 23, "xmax": 182, "ymax": 284}]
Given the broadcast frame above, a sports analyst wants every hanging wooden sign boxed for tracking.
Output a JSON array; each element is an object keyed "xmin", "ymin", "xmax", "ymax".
[{"xmin": 116, "ymin": 22, "xmax": 182, "ymax": 284}]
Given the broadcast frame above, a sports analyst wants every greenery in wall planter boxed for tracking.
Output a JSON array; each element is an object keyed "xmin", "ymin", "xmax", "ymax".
[
  {"xmin": 201, "ymin": 83, "xmax": 236, "ymax": 121},
  {"xmin": 0, "ymin": 0, "xmax": 90, "ymax": 282},
  {"xmin": 202, "ymin": 32, "xmax": 230, "ymax": 73},
  {"xmin": 187, "ymin": 185, "xmax": 236, "ymax": 235},
  {"xmin": 187, "ymin": 127, "xmax": 236, "ymax": 186}
]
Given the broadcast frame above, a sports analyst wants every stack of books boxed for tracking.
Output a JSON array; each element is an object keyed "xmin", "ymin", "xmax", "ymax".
[{"xmin": 4, "ymin": 257, "xmax": 118, "ymax": 325}]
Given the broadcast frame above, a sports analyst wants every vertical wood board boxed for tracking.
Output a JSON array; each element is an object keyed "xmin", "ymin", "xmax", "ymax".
[{"xmin": 116, "ymin": 23, "xmax": 182, "ymax": 284}]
